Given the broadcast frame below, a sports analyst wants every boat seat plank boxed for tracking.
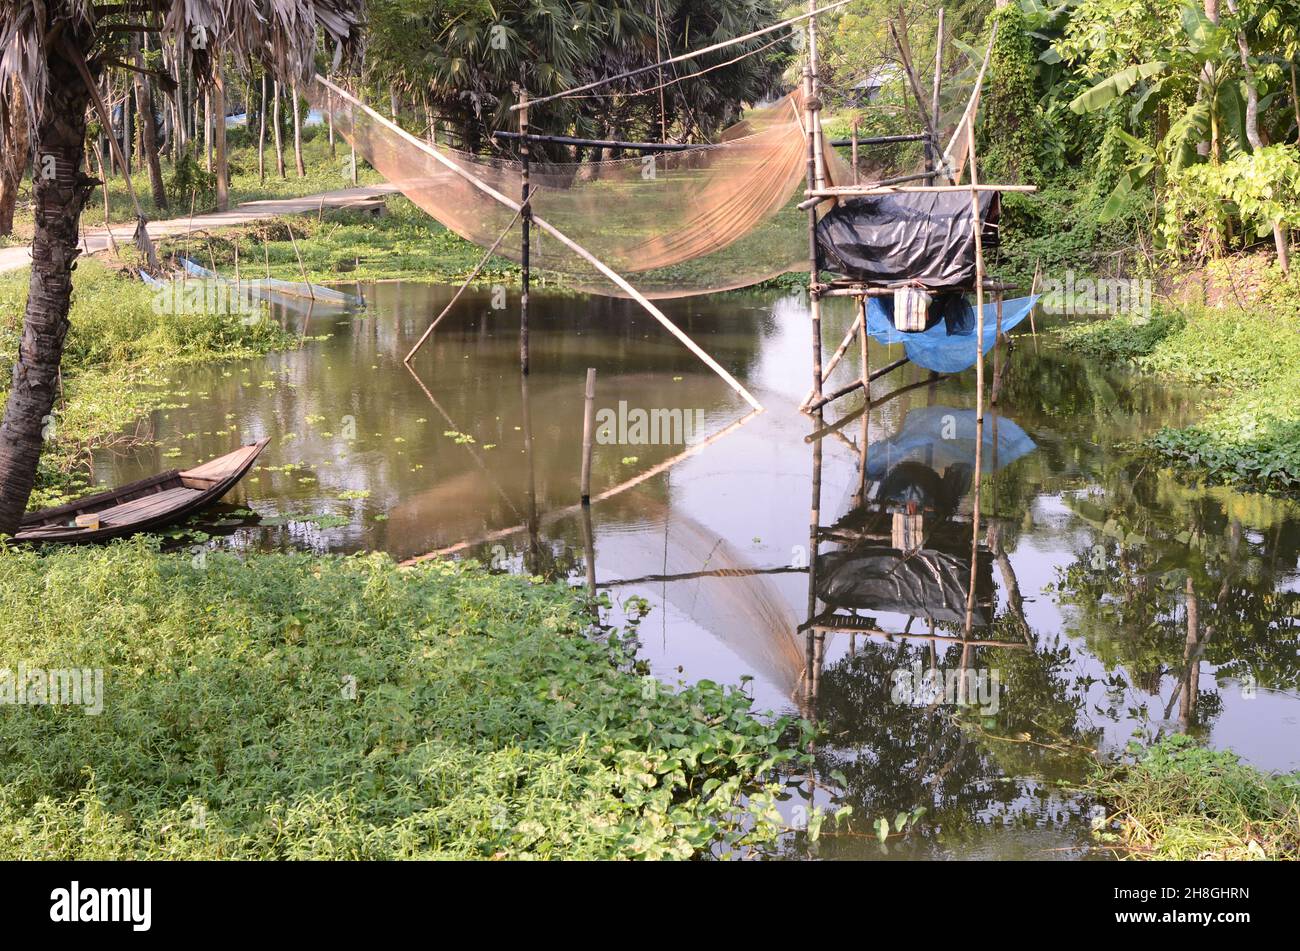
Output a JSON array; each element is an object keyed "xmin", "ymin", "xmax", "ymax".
[
  {"xmin": 182, "ymin": 446, "xmax": 259, "ymax": 481},
  {"xmin": 97, "ymin": 486, "xmax": 205, "ymax": 526}
]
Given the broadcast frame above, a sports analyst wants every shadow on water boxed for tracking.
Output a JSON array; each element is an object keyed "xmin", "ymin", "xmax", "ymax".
[{"xmin": 95, "ymin": 281, "xmax": 1300, "ymax": 860}]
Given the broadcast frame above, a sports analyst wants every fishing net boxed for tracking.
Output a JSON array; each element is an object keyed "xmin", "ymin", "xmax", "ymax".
[{"xmin": 309, "ymin": 38, "xmax": 984, "ymax": 299}]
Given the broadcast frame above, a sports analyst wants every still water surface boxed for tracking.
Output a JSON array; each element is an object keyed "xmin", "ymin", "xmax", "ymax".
[{"xmin": 95, "ymin": 282, "xmax": 1300, "ymax": 859}]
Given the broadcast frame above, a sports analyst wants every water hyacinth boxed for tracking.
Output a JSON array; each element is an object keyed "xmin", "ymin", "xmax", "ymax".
[{"xmin": 0, "ymin": 540, "xmax": 810, "ymax": 859}]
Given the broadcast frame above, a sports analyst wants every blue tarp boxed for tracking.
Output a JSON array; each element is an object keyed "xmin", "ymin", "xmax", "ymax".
[
  {"xmin": 865, "ymin": 294, "xmax": 1038, "ymax": 374},
  {"xmin": 862, "ymin": 405, "xmax": 1037, "ymax": 485}
]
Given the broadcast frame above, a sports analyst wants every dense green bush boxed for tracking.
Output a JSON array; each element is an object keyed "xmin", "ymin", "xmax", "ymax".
[{"xmin": 166, "ymin": 153, "xmax": 218, "ymax": 211}]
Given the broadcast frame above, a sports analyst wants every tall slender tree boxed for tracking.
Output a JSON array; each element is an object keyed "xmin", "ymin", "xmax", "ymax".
[
  {"xmin": 132, "ymin": 34, "xmax": 168, "ymax": 211},
  {"xmin": 273, "ymin": 79, "xmax": 286, "ymax": 178},
  {"xmin": 0, "ymin": 76, "xmax": 29, "ymax": 237},
  {"xmin": 0, "ymin": 2, "xmax": 364, "ymax": 536},
  {"xmin": 291, "ymin": 82, "xmax": 305, "ymax": 176}
]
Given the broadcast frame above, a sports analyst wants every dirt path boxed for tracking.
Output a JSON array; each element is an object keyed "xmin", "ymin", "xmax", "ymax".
[{"xmin": 0, "ymin": 183, "xmax": 400, "ymax": 275}]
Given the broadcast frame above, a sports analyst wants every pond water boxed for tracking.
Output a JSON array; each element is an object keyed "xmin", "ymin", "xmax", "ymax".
[{"xmin": 95, "ymin": 281, "xmax": 1300, "ymax": 859}]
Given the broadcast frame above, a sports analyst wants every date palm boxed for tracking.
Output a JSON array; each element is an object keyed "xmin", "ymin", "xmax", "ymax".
[{"xmin": 0, "ymin": 2, "xmax": 364, "ymax": 536}]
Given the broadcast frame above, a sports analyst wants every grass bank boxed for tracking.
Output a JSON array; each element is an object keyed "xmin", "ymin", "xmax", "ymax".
[
  {"xmin": 1056, "ymin": 272, "xmax": 1300, "ymax": 493},
  {"xmin": 0, "ymin": 130, "xmax": 385, "ymax": 249},
  {"xmin": 0, "ymin": 259, "xmax": 293, "ymax": 508},
  {"xmin": 0, "ymin": 540, "xmax": 805, "ymax": 858},
  {"xmin": 155, "ymin": 195, "xmax": 520, "ymax": 286},
  {"xmin": 1091, "ymin": 736, "xmax": 1300, "ymax": 860}
]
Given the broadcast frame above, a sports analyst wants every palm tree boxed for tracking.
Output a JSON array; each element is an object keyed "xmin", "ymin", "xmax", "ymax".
[{"xmin": 0, "ymin": 2, "xmax": 364, "ymax": 536}]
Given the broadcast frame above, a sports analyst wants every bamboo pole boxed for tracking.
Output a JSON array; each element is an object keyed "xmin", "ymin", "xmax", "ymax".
[
  {"xmin": 519, "ymin": 88, "xmax": 531, "ymax": 375},
  {"xmin": 581, "ymin": 498, "xmax": 598, "ymax": 599},
  {"xmin": 931, "ymin": 8, "xmax": 945, "ymax": 185},
  {"xmin": 850, "ymin": 118, "xmax": 860, "ymax": 185},
  {"xmin": 804, "ymin": 355, "xmax": 908, "ymax": 412},
  {"xmin": 859, "ymin": 295, "xmax": 870, "ymax": 403},
  {"xmin": 800, "ymin": 309, "xmax": 863, "ymax": 408},
  {"xmin": 317, "ymin": 76, "xmax": 763, "ymax": 411},
  {"xmin": 580, "ymin": 368, "xmax": 597, "ymax": 503},
  {"xmin": 963, "ymin": 109, "xmax": 986, "ymax": 638},
  {"xmin": 284, "ymin": 220, "xmax": 314, "ymax": 300},
  {"xmin": 991, "ymin": 291, "xmax": 1006, "ymax": 404},
  {"xmin": 805, "ymin": 0, "xmax": 826, "ymax": 408},
  {"xmin": 890, "ymin": 14, "xmax": 940, "ymax": 174},
  {"xmin": 804, "ymin": 183, "xmax": 1034, "ymax": 204},
  {"xmin": 404, "ymin": 206, "xmax": 525, "ymax": 363}
]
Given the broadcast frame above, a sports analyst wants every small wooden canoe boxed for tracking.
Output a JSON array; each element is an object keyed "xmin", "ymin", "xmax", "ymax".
[{"xmin": 15, "ymin": 438, "xmax": 270, "ymax": 544}]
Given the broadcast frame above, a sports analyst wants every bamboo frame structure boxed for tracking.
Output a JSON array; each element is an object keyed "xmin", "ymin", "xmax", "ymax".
[
  {"xmin": 519, "ymin": 88, "xmax": 531, "ymax": 375},
  {"xmin": 797, "ymin": 11, "xmax": 1028, "ymax": 419}
]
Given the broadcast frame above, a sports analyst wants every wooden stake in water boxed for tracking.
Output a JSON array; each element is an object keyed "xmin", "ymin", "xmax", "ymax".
[{"xmin": 580, "ymin": 368, "xmax": 597, "ymax": 503}]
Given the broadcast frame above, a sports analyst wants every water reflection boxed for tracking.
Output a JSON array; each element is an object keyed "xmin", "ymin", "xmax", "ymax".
[{"xmin": 93, "ymin": 282, "xmax": 1300, "ymax": 858}]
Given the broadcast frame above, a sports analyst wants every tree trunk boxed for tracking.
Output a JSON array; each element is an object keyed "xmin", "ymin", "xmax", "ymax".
[
  {"xmin": 1225, "ymin": 0, "xmax": 1289, "ymax": 272},
  {"xmin": 122, "ymin": 76, "xmax": 134, "ymax": 177},
  {"xmin": 132, "ymin": 35, "xmax": 167, "ymax": 211},
  {"xmin": 327, "ymin": 87, "xmax": 336, "ymax": 156},
  {"xmin": 273, "ymin": 80, "xmax": 286, "ymax": 178},
  {"xmin": 213, "ymin": 65, "xmax": 228, "ymax": 211},
  {"xmin": 0, "ymin": 50, "xmax": 95, "ymax": 535},
  {"xmin": 291, "ymin": 83, "xmax": 305, "ymax": 177},
  {"xmin": 257, "ymin": 72, "xmax": 267, "ymax": 183},
  {"xmin": 0, "ymin": 76, "xmax": 30, "ymax": 237}
]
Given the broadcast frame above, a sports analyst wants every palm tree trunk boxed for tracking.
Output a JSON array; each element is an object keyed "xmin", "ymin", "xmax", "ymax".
[
  {"xmin": 213, "ymin": 65, "xmax": 228, "ymax": 211},
  {"xmin": 133, "ymin": 35, "xmax": 168, "ymax": 211},
  {"xmin": 273, "ymin": 80, "xmax": 286, "ymax": 178},
  {"xmin": 0, "ymin": 76, "xmax": 30, "ymax": 237},
  {"xmin": 291, "ymin": 83, "xmax": 305, "ymax": 177},
  {"xmin": 0, "ymin": 52, "xmax": 94, "ymax": 535}
]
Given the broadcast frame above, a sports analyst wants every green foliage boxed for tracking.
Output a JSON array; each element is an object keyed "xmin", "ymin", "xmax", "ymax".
[
  {"xmin": 365, "ymin": 0, "xmax": 792, "ymax": 145},
  {"xmin": 992, "ymin": 173, "xmax": 1147, "ymax": 287},
  {"xmin": 166, "ymin": 153, "xmax": 218, "ymax": 212},
  {"xmin": 1055, "ymin": 308, "xmax": 1184, "ymax": 362},
  {"xmin": 1090, "ymin": 735, "xmax": 1300, "ymax": 859},
  {"xmin": 1057, "ymin": 281, "xmax": 1300, "ymax": 491},
  {"xmin": 1160, "ymin": 144, "xmax": 1300, "ymax": 259},
  {"xmin": 0, "ymin": 542, "xmax": 809, "ymax": 858},
  {"xmin": 977, "ymin": 4, "xmax": 1043, "ymax": 182}
]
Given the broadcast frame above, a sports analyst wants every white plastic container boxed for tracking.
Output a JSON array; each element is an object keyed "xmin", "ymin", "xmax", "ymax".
[{"xmin": 894, "ymin": 286, "xmax": 932, "ymax": 332}]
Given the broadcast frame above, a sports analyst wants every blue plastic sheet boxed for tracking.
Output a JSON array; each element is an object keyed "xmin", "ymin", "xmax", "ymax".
[{"xmin": 865, "ymin": 294, "xmax": 1038, "ymax": 374}]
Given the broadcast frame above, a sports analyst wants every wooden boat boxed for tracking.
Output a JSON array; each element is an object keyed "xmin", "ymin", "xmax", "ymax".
[{"xmin": 15, "ymin": 439, "xmax": 270, "ymax": 544}]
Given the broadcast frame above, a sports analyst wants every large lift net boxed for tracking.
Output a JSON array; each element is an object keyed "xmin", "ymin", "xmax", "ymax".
[{"xmin": 309, "ymin": 39, "xmax": 980, "ymax": 300}]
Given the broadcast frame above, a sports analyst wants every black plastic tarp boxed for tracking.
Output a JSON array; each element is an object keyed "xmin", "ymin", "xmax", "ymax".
[
  {"xmin": 815, "ymin": 547, "xmax": 994, "ymax": 626},
  {"xmin": 815, "ymin": 191, "xmax": 1000, "ymax": 289}
]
